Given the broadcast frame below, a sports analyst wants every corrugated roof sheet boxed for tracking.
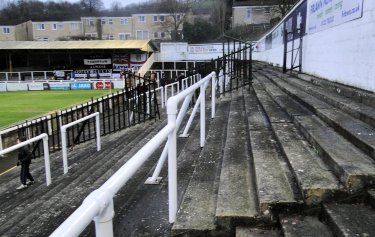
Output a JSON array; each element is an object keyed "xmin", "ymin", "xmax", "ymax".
[{"xmin": 0, "ymin": 40, "xmax": 153, "ymax": 52}]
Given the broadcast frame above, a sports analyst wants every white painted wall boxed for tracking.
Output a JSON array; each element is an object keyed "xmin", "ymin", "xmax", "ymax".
[{"xmin": 253, "ymin": 1, "xmax": 375, "ymax": 92}]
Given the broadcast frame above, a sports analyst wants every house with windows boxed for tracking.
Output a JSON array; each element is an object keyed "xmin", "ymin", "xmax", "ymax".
[
  {"xmin": 0, "ymin": 25, "xmax": 15, "ymax": 41},
  {"xmin": 232, "ymin": 0, "xmax": 281, "ymax": 29},
  {"xmin": 32, "ymin": 21, "xmax": 83, "ymax": 41},
  {"xmin": 0, "ymin": 12, "xmax": 183, "ymax": 42}
]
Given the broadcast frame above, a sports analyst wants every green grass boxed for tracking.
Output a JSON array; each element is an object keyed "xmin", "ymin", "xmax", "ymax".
[{"xmin": 0, "ymin": 90, "xmax": 118, "ymax": 129}]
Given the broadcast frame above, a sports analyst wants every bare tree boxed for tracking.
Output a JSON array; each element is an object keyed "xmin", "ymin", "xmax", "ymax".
[
  {"xmin": 157, "ymin": 0, "xmax": 199, "ymax": 41},
  {"xmin": 80, "ymin": 0, "xmax": 103, "ymax": 14},
  {"xmin": 276, "ymin": 0, "xmax": 298, "ymax": 16}
]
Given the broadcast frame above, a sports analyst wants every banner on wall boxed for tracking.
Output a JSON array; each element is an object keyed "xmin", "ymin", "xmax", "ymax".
[
  {"xmin": 28, "ymin": 83, "xmax": 45, "ymax": 91},
  {"xmin": 188, "ymin": 44, "xmax": 223, "ymax": 54},
  {"xmin": 71, "ymin": 82, "xmax": 92, "ymax": 90},
  {"xmin": 84, "ymin": 55, "xmax": 112, "ymax": 69},
  {"xmin": 284, "ymin": 0, "xmax": 307, "ymax": 42},
  {"xmin": 7, "ymin": 83, "xmax": 28, "ymax": 91},
  {"xmin": 308, "ymin": 0, "xmax": 364, "ymax": 34},
  {"xmin": 93, "ymin": 81, "xmax": 112, "ymax": 89},
  {"xmin": 0, "ymin": 83, "xmax": 7, "ymax": 91},
  {"xmin": 49, "ymin": 82, "xmax": 70, "ymax": 90},
  {"xmin": 73, "ymin": 69, "xmax": 112, "ymax": 78}
]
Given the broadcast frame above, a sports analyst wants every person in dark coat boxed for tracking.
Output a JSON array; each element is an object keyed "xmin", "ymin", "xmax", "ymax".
[{"xmin": 16, "ymin": 136, "xmax": 34, "ymax": 190}]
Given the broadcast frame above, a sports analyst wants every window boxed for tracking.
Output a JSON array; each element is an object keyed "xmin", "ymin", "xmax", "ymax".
[
  {"xmin": 176, "ymin": 15, "xmax": 181, "ymax": 21},
  {"xmin": 119, "ymin": 33, "xmax": 131, "ymax": 40},
  {"xmin": 264, "ymin": 7, "xmax": 271, "ymax": 14},
  {"xmin": 70, "ymin": 23, "xmax": 80, "ymax": 30},
  {"xmin": 154, "ymin": 32, "xmax": 159, "ymax": 38},
  {"xmin": 138, "ymin": 15, "xmax": 145, "ymax": 22},
  {"xmin": 36, "ymin": 37, "xmax": 49, "ymax": 41},
  {"xmin": 161, "ymin": 32, "xmax": 165, "ymax": 39},
  {"xmin": 101, "ymin": 19, "xmax": 106, "ymax": 25},
  {"xmin": 3, "ymin": 27, "xmax": 10, "ymax": 34},
  {"xmin": 85, "ymin": 19, "xmax": 95, "ymax": 26},
  {"xmin": 153, "ymin": 16, "xmax": 158, "ymax": 22},
  {"xmin": 36, "ymin": 23, "xmax": 45, "ymax": 30},
  {"xmin": 85, "ymin": 32, "xmax": 98, "ymax": 38},
  {"xmin": 136, "ymin": 30, "xmax": 148, "ymax": 40},
  {"xmin": 246, "ymin": 8, "xmax": 252, "ymax": 19},
  {"xmin": 52, "ymin": 23, "xmax": 64, "ymax": 30},
  {"xmin": 108, "ymin": 19, "xmax": 113, "ymax": 25},
  {"xmin": 104, "ymin": 34, "xmax": 114, "ymax": 40},
  {"xmin": 160, "ymin": 15, "xmax": 165, "ymax": 22},
  {"xmin": 120, "ymin": 18, "xmax": 128, "ymax": 25}
]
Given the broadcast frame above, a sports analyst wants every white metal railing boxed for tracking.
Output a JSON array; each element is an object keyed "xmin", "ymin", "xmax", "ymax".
[
  {"xmin": 0, "ymin": 133, "xmax": 51, "ymax": 185},
  {"xmin": 50, "ymin": 70, "xmax": 218, "ymax": 237},
  {"xmin": 61, "ymin": 112, "xmax": 101, "ymax": 174}
]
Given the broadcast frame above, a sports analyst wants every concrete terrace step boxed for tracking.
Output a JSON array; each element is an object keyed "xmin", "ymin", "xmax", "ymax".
[
  {"xmin": 264, "ymin": 69, "xmax": 375, "ymax": 127},
  {"xmin": 0, "ymin": 119, "xmax": 166, "ymax": 236},
  {"xmin": 236, "ymin": 227, "xmax": 281, "ymax": 237},
  {"xmin": 253, "ymin": 73, "xmax": 375, "ymax": 192},
  {"xmin": 252, "ymin": 84, "xmax": 343, "ymax": 205},
  {"xmin": 216, "ymin": 89, "xmax": 258, "ymax": 229},
  {"xmin": 296, "ymin": 73, "xmax": 375, "ymax": 109},
  {"xmin": 172, "ymin": 94, "xmax": 232, "ymax": 236},
  {"xmin": 323, "ymin": 203, "xmax": 375, "ymax": 237},
  {"xmin": 109, "ymin": 107, "xmax": 210, "ymax": 237},
  {"xmin": 18, "ymin": 120, "xmax": 169, "ymax": 237},
  {"xmin": 280, "ymin": 215, "xmax": 333, "ymax": 237},
  {"xmin": 258, "ymin": 70, "xmax": 375, "ymax": 161},
  {"xmin": 294, "ymin": 115, "xmax": 375, "ymax": 192},
  {"xmin": 244, "ymin": 87, "xmax": 297, "ymax": 214}
]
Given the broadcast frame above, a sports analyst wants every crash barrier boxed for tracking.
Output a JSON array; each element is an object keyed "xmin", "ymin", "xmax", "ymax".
[
  {"xmin": 50, "ymin": 70, "xmax": 218, "ymax": 237},
  {"xmin": 51, "ymin": 38, "xmax": 253, "ymax": 236},
  {"xmin": 0, "ymin": 134, "xmax": 51, "ymax": 186},
  {"xmin": 61, "ymin": 112, "xmax": 101, "ymax": 174}
]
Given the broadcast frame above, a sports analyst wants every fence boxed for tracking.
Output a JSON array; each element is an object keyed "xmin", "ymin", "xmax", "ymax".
[
  {"xmin": 50, "ymin": 40, "xmax": 253, "ymax": 236},
  {"xmin": 0, "ymin": 74, "xmax": 160, "ymax": 160}
]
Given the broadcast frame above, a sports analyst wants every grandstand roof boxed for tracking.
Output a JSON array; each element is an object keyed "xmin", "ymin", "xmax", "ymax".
[{"xmin": 0, "ymin": 40, "xmax": 154, "ymax": 52}]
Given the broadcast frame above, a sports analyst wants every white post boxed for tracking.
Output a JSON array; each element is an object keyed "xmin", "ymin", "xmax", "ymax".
[
  {"xmin": 42, "ymin": 136, "xmax": 52, "ymax": 186},
  {"xmin": 31, "ymin": 72, "xmax": 34, "ymax": 81},
  {"xmin": 96, "ymin": 115, "xmax": 101, "ymax": 151},
  {"xmin": 211, "ymin": 72, "xmax": 216, "ymax": 118},
  {"xmin": 44, "ymin": 71, "xmax": 47, "ymax": 80},
  {"xmin": 167, "ymin": 112, "xmax": 177, "ymax": 223},
  {"xmin": 94, "ymin": 197, "xmax": 115, "ymax": 237},
  {"xmin": 0, "ymin": 134, "xmax": 3, "ymax": 152},
  {"xmin": 161, "ymin": 88, "xmax": 164, "ymax": 109},
  {"xmin": 61, "ymin": 128, "xmax": 68, "ymax": 174},
  {"xmin": 200, "ymin": 83, "xmax": 206, "ymax": 147}
]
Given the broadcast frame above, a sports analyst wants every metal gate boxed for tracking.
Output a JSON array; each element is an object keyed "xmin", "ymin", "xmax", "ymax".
[{"xmin": 283, "ymin": 24, "xmax": 304, "ymax": 73}]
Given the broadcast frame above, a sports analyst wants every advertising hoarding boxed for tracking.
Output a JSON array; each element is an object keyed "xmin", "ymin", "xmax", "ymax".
[
  {"xmin": 49, "ymin": 82, "xmax": 70, "ymax": 90},
  {"xmin": 28, "ymin": 83, "xmax": 45, "ymax": 91},
  {"xmin": 7, "ymin": 83, "xmax": 28, "ymax": 91},
  {"xmin": 93, "ymin": 81, "xmax": 112, "ymax": 90},
  {"xmin": 0, "ymin": 83, "xmax": 7, "ymax": 91},
  {"xmin": 70, "ymin": 82, "xmax": 92, "ymax": 90},
  {"xmin": 308, "ymin": 0, "xmax": 363, "ymax": 34}
]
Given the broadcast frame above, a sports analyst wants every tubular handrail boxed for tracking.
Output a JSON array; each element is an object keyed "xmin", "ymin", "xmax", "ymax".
[
  {"xmin": 50, "ymin": 71, "xmax": 217, "ymax": 237},
  {"xmin": 0, "ymin": 133, "xmax": 51, "ymax": 185},
  {"xmin": 61, "ymin": 112, "xmax": 101, "ymax": 174}
]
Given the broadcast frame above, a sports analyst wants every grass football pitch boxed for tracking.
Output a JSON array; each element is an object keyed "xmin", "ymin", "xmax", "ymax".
[{"xmin": 0, "ymin": 90, "xmax": 118, "ymax": 129}]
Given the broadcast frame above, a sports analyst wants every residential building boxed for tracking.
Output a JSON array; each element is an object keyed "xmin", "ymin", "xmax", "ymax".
[
  {"xmin": 32, "ymin": 21, "xmax": 83, "ymax": 41},
  {"xmin": 232, "ymin": 0, "xmax": 281, "ymax": 28},
  {"xmin": 0, "ymin": 25, "xmax": 15, "ymax": 41},
  {"xmin": 0, "ymin": 12, "xmax": 183, "ymax": 42}
]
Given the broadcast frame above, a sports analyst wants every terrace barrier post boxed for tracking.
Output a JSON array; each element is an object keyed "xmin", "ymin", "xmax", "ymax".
[{"xmin": 167, "ymin": 98, "xmax": 178, "ymax": 223}]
